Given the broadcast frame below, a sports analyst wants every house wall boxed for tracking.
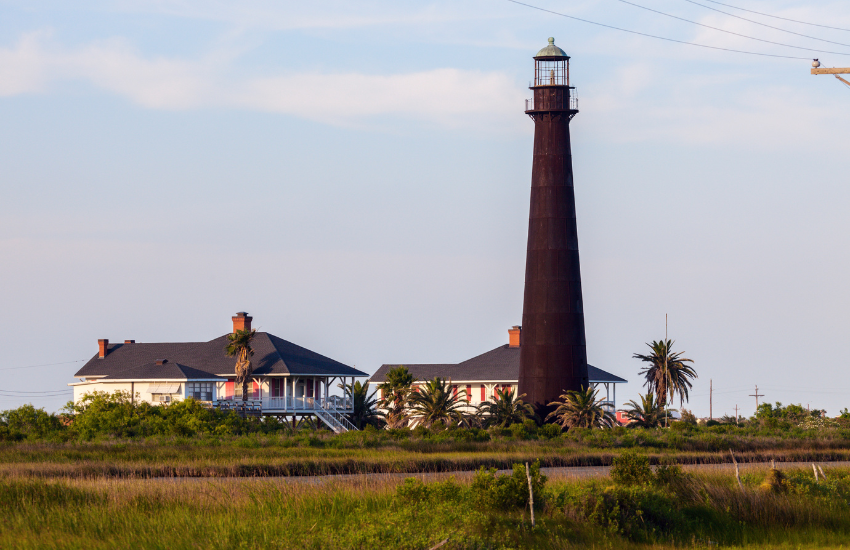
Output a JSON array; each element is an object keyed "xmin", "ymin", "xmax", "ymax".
[
  {"xmin": 72, "ymin": 381, "xmax": 195, "ymax": 405},
  {"xmin": 380, "ymin": 382, "xmax": 516, "ymax": 411}
]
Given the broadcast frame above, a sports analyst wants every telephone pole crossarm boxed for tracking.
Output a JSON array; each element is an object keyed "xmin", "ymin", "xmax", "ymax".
[{"xmin": 811, "ymin": 68, "xmax": 850, "ymax": 75}]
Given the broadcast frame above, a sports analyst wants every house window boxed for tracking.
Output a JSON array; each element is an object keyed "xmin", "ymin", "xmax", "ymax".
[
  {"xmin": 187, "ymin": 382, "xmax": 213, "ymax": 401},
  {"xmin": 152, "ymin": 394, "xmax": 172, "ymax": 403}
]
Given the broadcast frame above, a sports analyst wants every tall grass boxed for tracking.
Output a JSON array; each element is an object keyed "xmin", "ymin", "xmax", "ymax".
[
  {"xmin": 3, "ymin": 433, "xmax": 850, "ymax": 480},
  {"xmin": 2, "ymin": 466, "xmax": 850, "ymax": 549}
]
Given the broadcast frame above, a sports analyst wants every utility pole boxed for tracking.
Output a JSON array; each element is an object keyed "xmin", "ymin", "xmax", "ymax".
[
  {"xmin": 710, "ymin": 379, "xmax": 713, "ymax": 421},
  {"xmin": 811, "ymin": 60, "xmax": 850, "ymax": 89},
  {"xmin": 665, "ymin": 314, "xmax": 668, "ymax": 428},
  {"xmin": 749, "ymin": 385, "xmax": 764, "ymax": 410},
  {"xmin": 734, "ymin": 404, "xmax": 739, "ymax": 424}
]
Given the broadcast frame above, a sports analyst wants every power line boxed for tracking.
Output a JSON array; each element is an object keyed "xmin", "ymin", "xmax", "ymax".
[
  {"xmin": 613, "ymin": 0, "xmax": 850, "ymax": 56},
  {"xmin": 505, "ymin": 0, "xmax": 809, "ymax": 59},
  {"xmin": 700, "ymin": 0, "xmax": 850, "ymax": 33},
  {"xmin": 0, "ymin": 359, "xmax": 86, "ymax": 372},
  {"xmin": 680, "ymin": 0, "xmax": 850, "ymax": 48},
  {"xmin": 0, "ymin": 389, "xmax": 74, "ymax": 395}
]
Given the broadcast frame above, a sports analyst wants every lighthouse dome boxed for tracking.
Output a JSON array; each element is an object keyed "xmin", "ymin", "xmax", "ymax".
[{"xmin": 535, "ymin": 37, "xmax": 569, "ymax": 58}]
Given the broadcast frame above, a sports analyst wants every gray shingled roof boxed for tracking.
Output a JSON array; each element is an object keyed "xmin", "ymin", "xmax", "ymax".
[
  {"xmin": 103, "ymin": 362, "xmax": 225, "ymax": 380},
  {"xmin": 75, "ymin": 332, "xmax": 367, "ymax": 379},
  {"xmin": 370, "ymin": 345, "xmax": 627, "ymax": 384}
]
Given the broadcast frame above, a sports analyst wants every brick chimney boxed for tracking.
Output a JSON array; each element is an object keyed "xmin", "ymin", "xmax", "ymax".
[
  {"xmin": 232, "ymin": 312, "xmax": 252, "ymax": 333},
  {"xmin": 155, "ymin": 359, "xmax": 168, "ymax": 365},
  {"xmin": 98, "ymin": 339, "xmax": 109, "ymax": 358},
  {"xmin": 124, "ymin": 340, "xmax": 135, "ymax": 344},
  {"xmin": 508, "ymin": 326, "xmax": 521, "ymax": 348}
]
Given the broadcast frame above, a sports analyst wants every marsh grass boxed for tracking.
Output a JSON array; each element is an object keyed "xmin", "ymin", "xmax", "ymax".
[
  {"xmin": 2, "ymin": 466, "xmax": 850, "ymax": 549},
  {"xmin": 5, "ymin": 431, "xmax": 850, "ymax": 480}
]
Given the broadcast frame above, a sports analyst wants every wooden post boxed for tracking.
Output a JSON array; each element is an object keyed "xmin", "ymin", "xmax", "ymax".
[
  {"xmin": 813, "ymin": 464, "xmax": 819, "ymax": 482},
  {"xmin": 709, "ymin": 379, "xmax": 712, "ymax": 421},
  {"xmin": 749, "ymin": 385, "xmax": 763, "ymax": 410},
  {"xmin": 525, "ymin": 462, "xmax": 535, "ymax": 527},
  {"xmin": 730, "ymin": 449, "xmax": 743, "ymax": 490},
  {"xmin": 818, "ymin": 465, "xmax": 827, "ymax": 480}
]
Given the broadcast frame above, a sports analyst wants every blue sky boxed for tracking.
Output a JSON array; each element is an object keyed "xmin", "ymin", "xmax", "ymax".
[{"xmin": 2, "ymin": 0, "xmax": 849, "ymax": 417}]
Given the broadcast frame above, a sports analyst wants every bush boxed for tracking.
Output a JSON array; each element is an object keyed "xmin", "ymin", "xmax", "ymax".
[
  {"xmin": 669, "ymin": 421, "xmax": 691, "ymax": 432},
  {"xmin": 564, "ymin": 484, "xmax": 680, "ymax": 540},
  {"xmin": 654, "ymin": 463, "xmax": 686, "ymax": 487},
  {"xmin": 509, "ymin": 422, "xmax": 530, "ymax": 440},
  {"xmin": 538, "ymin": 423, "xmax": 562, "ymax": 439},
  {"xmin": 610, "ymin": 450, "xmax": 652, "ymax": 486},
  {"xmin": 471, "ymin": 460, "xmax": 546, "ymax": 510},
  {"xmin": 396, "ymin": 477, "xmax": 465, "ymax": 504}
]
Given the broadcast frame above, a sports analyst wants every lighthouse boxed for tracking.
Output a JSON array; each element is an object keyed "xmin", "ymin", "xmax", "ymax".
[{"xmin": 518, "ymin": 38, "xmax": 589, "ymax": 412}]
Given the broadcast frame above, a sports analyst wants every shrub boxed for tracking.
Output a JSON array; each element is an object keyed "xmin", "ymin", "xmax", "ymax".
[
  {"xmin": 538, "ymin": 423, "xmax": 562, "ymax": 439},
  {"xmin": 610, "ymin": 450, "xmax": 652, "ymax": 486},
  {"xmin": 471, "ymin": 460, "xmax": 546, "ymax": 510},
  {"xmin": 654, "ymin": 463, "xmax": 686, "ymax": 487},
  {"xmin": 509, "ymin": 422, "xmax": 530, "ymax": 440},
  {"xmin": 565, "ymin": 484, "xmax": 680, "ymax": 540},
  {"xmin": 669, "ymin": 421, "xmax": 691, "ymax": 432},
  {"xmin": 760, "ymin": 468, "xmax": 787, "ymax": 493}
]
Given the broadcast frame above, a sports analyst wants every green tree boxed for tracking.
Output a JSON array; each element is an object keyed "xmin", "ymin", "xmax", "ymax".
[
  {"xmin": 339, "ymin": 380, "xmax": 384, "ymax": 429},
  {"xmin": 633, "ymin": 339, "xmax": 696, "ymax": 408},
  {"xmin": 0, "ymin": 404, "xmax": 63, "ymax": 440},
  {"xmin": 477, "ymin": 387, "xmax": 534, "ymax": 428},
  {"xmin": 406, "ymin": 378, "xmax": 469, "ymax": 428},
  {"xmin": 546, "ymin": 386, "xmax": 615, "ymax": 429},
  {"xmin": 619, "ymin": 392, "xmax": 670, "ymax": 428},
  {"xmin": 225, "ymin": 328, "xmax": 257, "ymax": 403},
  {"xmin": 377, "ymin": 366, "xmax": 415, "ymax": 429}
]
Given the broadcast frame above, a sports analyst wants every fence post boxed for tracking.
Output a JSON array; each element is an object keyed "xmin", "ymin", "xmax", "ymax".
[{"xmin": 525, "ymin": 462, "xmax": 535, "ymax": 527}]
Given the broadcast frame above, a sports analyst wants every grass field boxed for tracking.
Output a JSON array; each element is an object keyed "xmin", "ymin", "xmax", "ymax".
[
  {"xmin": 4, "ymin": 427, "xmax": 850, "ymax": 480},
  {"xmin": 2, "ymin": 463, "xmax": 850, "ymax": 549}
]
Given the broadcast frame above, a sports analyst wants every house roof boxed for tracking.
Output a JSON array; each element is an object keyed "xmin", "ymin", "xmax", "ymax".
[
  {"xmin": 102, "ymin": 362, "xmax": 224, "ymax": 381},
  {"xmin": 75, "ymin": 332, "xmax": 367, "ymax": 380},
  {"xmin": 370, "ymin": 344, "xmax": 627, "ymax": 384}
]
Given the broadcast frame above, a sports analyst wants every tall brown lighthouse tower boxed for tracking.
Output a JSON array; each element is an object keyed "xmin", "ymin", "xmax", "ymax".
[{"xmin": 518, "ymin": 38, "xmax": 589, "ymax": 411}]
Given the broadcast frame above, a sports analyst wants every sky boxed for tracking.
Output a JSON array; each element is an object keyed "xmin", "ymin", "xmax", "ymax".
[{"xmin": 1, "ymin": 0, "xmax": 849, "ymax": 417}]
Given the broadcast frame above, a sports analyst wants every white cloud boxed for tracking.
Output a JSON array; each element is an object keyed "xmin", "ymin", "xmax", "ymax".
[{"xmin": 0, "ymin": 31, "xmax": 526, "ymax": 132}]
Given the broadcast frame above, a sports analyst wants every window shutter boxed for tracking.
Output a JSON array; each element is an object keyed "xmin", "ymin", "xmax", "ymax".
[
  {"xmin": 466, "ymin": 385, "xmax": 471, "ymax": 402},
  {"xmin": 480, "ymin": 385, "xmax": 485, "ymax": 401},
  {"xmin": 225, "ymin": 381, "xmax": 234, "ymax": 400},
  {"xmin": 252, "ymin": 379, "xmax": 260, "ymax": 400}
]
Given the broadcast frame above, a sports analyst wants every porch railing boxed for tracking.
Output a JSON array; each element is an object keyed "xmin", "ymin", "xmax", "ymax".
[{"xmin": 213, "ymin": 396, "xmax": 354, "ymax": 412}]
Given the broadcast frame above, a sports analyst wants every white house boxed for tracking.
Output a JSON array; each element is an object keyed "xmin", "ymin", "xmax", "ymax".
[
  {"xmin": 370, "ymin": 326, "xmax": 627, "ymax": 411},
  {"xmin": 69, "ymin": 312, "xmax": 367, "ymax": 432}
]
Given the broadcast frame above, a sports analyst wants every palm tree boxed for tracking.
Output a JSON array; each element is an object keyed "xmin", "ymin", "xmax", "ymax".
[
  {"xmin": 633, "ymin": 339, "xmax": 696, "ymax": 408},
  {"xmin": 225, "ymin": 328, "xmax": 257, "ymax": 404},
  {"xmin": 477, "ymin": 387, "xmax": 535, "ymax": 428},
  {"xmin": 619, "ymin": 392, "xmax": 671, "ymax": 428},
  {"xmin": 377, "ymin": 366, "xmax": 414, "ymax": 429},
  {"xmin": 406, "ymin": 378, "xmax": 469, "ymax": 428},
  {"xmin": 546, "ymin": 386, "xmax": 616, "ymax": 429},
  {"xmin": 339, "ymin": 380, "xmax": 384, "ymax": 429}
]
